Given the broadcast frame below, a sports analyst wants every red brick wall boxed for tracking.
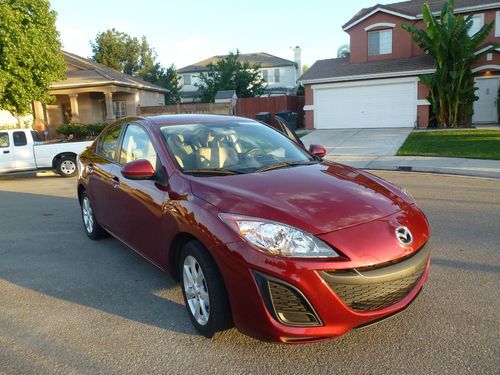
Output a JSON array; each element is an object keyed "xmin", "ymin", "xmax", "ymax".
[
  {"xmin": 348, "ymin": 8, "xmax": 500, "ymax": 64},
  {"xmin": 304, "ymin": 85, "xmax": 314, "ymax": 129}
]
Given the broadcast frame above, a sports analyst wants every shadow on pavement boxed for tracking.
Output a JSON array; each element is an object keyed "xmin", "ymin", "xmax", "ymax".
[{"xmin": 0, "ymin": 190, "xmax": 196, "ymax": 336}]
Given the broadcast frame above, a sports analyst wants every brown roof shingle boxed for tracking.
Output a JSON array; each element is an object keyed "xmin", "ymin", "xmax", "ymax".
[
  {"xmin": 298, "ymin": 55, "xmax": 436, "ymax": 83},
  {"xmin": 178, "ymin": 52, "xmax": 296, "ymax": 74},
  {"xmin": 343, "ymin": 0, "xmax": 500, "ymax": 30}
]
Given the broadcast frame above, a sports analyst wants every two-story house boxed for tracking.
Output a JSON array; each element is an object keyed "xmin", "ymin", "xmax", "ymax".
[
  {"xmin": 177, "ymin": 49, "xmax": 301, "ymax": 102},
  {"xmin": 299, "ymin": 0, "xmax": 500, "ymax": 129}
]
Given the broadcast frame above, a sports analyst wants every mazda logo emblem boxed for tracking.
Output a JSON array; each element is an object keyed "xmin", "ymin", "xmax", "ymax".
[{"xmin": 395, "ymin": 226, "xmax": 413, "ymax": 245}]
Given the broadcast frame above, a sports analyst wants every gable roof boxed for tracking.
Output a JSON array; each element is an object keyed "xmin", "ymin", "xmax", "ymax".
[
  {"xmin": 178, "ymin": 52, "xmax": 296, "ymax": 74},
  {"xmin": 298, "ymin": 55, "xmax": 436, "ymax": 83},
  {"xmin": 51, "ymin": 51, "xmax": 169, "ymax": 93},
  {"xmin": 343, "ymin": 0, "xmax": 500, "ymax": 30},
  {"xmin": 214, "ymin": 90, "xmax": 237, "ymax": 100}
]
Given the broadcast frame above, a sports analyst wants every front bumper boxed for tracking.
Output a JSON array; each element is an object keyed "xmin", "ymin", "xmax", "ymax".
[{"xmin": 212, "ymin": 240, "xmax": 431, "ymax": 343}]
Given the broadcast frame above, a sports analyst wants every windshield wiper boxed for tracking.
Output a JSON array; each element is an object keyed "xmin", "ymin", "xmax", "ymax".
[
  {"xmin": 255, "ymin": 160, "xmax": 318, "ymax": 173},
  {"xmin": 183, "ymin": 168, "xmax": 245, "ymax": 175}
]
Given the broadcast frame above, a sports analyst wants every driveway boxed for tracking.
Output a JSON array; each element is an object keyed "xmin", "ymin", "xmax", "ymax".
[
  {"xmin": 0, "ymin": 174, "xmax": 499, "ymax": 373},
  {"xmin": 301, "ymin": 128, "xmax": 413, "ymax": 156}
]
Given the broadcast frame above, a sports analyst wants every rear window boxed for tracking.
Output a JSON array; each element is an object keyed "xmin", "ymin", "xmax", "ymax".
[
  {"xmin": 96, "ymin": 126, "xmax": 122, "ymax": 160},
  {"xmin": 13, "ymin": 131, "xmax": 27, "ymax": 146},
  {"xmin": 0, "ymin": 132, "xmax": 9, "ymax": 148},
  {"xmin": 31, "ymin": 131, "xmax": 42, "ymax": 142}
]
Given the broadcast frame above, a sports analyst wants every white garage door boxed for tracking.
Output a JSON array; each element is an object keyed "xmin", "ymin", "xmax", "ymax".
[{"xmin": 314, "ymin": 80, "xmax": 417, "ymax": 129}]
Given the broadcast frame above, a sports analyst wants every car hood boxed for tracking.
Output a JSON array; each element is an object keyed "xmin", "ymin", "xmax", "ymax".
[{"xmin": 190, "ymin": 162, "xmax": 412, "ymax": 235}]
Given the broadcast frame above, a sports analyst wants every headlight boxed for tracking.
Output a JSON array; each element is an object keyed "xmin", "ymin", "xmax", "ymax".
[{"xmin": 219, "ymin": 213, "xmax": 339, "ymax": 258}]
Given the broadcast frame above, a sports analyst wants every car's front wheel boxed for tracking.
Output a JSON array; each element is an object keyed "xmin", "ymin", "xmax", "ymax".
[
  {"xmin": 80, "ymin": 192, "xmax": 108, "ymax": 240},
  {"xmin": 180, "ymin": 241, "xmax": 232, "ymax": 338}
]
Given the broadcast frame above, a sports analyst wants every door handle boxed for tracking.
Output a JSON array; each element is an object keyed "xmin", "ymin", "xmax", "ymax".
[
  {"xmin": 2, "ymin": 150, "xmax": 9, "ymax": 154},
  {"xmin": 112, "ymin": 176, "xmax": 120, "ymax": 188}
]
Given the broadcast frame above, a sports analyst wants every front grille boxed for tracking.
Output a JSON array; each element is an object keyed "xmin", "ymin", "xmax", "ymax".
[
  {"xmin": 320, "ymin": 244, "xmax": 430, "ymax": 311},
  {"xmin": 253, "ymin": 271, "xmax": 322, "ymax": 326}
]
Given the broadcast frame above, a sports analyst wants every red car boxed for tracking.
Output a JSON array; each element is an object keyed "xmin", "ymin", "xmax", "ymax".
[{"xmin": 77, "ymin": 115, "xmax": 430, "ymax": 343}]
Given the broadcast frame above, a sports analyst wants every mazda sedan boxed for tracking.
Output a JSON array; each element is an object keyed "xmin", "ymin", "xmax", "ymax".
[{"xmin": 77, "ymin": 115, "xmax": 430, "ymax": 343}]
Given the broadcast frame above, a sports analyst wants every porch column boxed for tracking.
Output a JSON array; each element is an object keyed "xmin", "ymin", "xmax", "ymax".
[
  {"xmin": 68, "ymin": 94, "xmax": 80, "ymax": 123},
  {"xmin": 32, "ymin": 101, "xmax": 47, "ymax": 132},
  {"xmin": 104, "ymin": 92, "xmax": 116, "ymax": 121}
]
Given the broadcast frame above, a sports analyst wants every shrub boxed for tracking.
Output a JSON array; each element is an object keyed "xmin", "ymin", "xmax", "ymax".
[{"xmin": 56, "ymin": 123, "xmax": 107, "ymax": 139}]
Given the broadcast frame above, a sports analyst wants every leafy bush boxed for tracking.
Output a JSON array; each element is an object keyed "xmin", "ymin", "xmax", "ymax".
[{"xmin": 56, "ymin": 123, "xmax": 107, "ymax": 139}]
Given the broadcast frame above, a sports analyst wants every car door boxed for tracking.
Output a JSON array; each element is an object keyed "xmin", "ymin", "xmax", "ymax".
[
  {"xmin": 86, "ymin": 125, "xmax": 122, "ymax": 230},
  {"xmin": 12, "ymin": 131, "xmax": 35, "ymax": 170},
  {"xmin": 0, "ymin": 132, "xmax": 14, "ymax": 172},
  {"xmin": 110, "ymin": 123, "xmax": 168, "ymax": 264}
]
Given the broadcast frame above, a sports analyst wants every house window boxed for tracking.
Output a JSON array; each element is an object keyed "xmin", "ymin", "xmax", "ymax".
[
  {"xmin": 368, "ymin": 29, "xmax": 392, "ymax": 56},
  {"xmin": 469, "ymin": 14, "xmax": 484, "ymax": 36},
  {"xmin": 183, "ymin": 74, "xmax": 191, "ymax": 85},
  {"xmin": 274, "ymin": 68, "xmax": 280, "ymax": 83},
  {"xmin": 262, "ymin": 69, "xmax": 269, "ymax": 82},
  {"xmin": 112, "ymin": 101, "xmax": 127, "ymax": 119},
  {"xmin": 495, "ymin": 12, "xmax": 500, "ymax": 37}
]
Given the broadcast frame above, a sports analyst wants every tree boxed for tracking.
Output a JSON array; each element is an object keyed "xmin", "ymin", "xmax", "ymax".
[
  {"xmin": 91, "ymin": 29, "xmax": 156, "ymax": 77},
  {"xmin": 91, "ymin": 29, "xmax": 180, "ymax": 103},
  {"xmin": 402, "ymin": 0, "xmax": 494, "ymax": 127},
  {"xmin": 0, "ymin": 0, "xmax": 66, "ymax": 116},
  {"xmin": 196, "ymin": 50, "xmax": 266, "ymax": 102},
  {"xmin": 337, "ymin": 44, "xmax": 350, "ymax": 58},
  {"xmin": 141, "ymin": 63, "xmax": 181, "ymax": 104},
  {"xmin": 301, "ymin": 64, "xmax": 310, "ymax": 75}
]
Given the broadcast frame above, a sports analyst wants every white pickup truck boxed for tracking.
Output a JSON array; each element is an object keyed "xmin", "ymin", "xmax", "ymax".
[{"xmin": 0, "ymin": 129, "xmax": 92, "ymax": 177}]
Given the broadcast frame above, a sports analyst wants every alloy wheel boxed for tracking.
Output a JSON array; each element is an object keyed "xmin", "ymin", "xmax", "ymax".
[{"xmin": 183, "ymin": 255, "xmax": 210, "ymax": 326}]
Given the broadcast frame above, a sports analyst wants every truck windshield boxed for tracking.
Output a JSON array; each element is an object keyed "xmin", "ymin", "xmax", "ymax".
[{"xmin": 160, "ymin": 121, "xmax": 317, "ymax": 175}]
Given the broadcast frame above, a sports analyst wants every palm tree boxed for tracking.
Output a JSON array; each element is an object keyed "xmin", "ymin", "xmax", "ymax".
[
  {"xmin": 402, "ymin": 0, "xmax": 494, "ymax": 127},
  {"xmin": 337, "ymin": 44, "xmax": 350, "ymax": 58}
]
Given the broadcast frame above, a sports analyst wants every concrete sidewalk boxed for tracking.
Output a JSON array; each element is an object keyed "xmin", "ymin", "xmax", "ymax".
[{"xmin": 327, "ymin": 155, "xmax": 500, "ymax": 179}]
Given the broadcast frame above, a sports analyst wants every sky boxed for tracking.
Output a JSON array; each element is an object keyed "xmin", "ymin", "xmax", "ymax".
[{"xmin": 50, "ymin": 0, "xmax": 394, "ymax": 69}]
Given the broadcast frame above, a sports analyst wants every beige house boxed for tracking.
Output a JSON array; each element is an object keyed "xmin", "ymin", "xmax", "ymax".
[{"xmin": 33, "ymin": 51, "xmax": 167, "ymax": 137}]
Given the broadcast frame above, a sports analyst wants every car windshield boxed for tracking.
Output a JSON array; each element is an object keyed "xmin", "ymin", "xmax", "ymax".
[{"xmin": 160, "ymin": 121, "xmax": 317, "ymax": 175}]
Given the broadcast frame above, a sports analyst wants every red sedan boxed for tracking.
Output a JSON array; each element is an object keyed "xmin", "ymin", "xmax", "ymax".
[{"xmin": 77, "ymin": 115, "xmax": 430, "ymax": 343}]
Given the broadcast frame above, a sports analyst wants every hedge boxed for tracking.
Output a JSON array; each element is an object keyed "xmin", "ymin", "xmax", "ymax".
[{"xmin": 56, "ymin": 123, "xmax": 107, "ymax": 139}]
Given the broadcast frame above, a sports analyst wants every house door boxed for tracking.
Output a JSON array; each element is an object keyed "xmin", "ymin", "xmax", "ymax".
[{"xmin": 473, "ymin": 78, "xmax": 500, "ymax": 123}]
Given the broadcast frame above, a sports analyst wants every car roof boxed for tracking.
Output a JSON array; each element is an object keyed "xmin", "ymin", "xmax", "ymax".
[{"xmin": 145, "ymin": 114, "xmax": 253, "ymax": 126}]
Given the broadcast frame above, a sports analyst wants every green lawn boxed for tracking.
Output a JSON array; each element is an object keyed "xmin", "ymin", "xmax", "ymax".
[{"xmin": 397, "ymin": 130, "xmax": 500, "ymax": 160}]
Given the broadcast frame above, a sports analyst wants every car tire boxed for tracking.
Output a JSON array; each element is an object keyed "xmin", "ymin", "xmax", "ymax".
[
  {"xmin": 80, "ymin": 192, "xmax": 108, "ymax": 240},
  {"xmin": 56, "ymin": 155, "xmax": 78, "ymax": 177},
  {"xmin": 180, "ymin": 240, "xmax": 232, "ymax": 338}
]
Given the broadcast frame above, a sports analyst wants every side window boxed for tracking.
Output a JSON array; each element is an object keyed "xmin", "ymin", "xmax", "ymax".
[
  {"xmin": 31, "ymin": 131, "xmax": 42, "ymax": 142},
  {"xmin": 13, "ymin": 131, "xmax": 27, "ymax": 146},
  {"xmin": 0, "ymin": 132, "xmax": 9, "ymax": 148},
  {"xmin": 120, "ymin": 124, "xmax": 157, "ymax": 168},
  {"xmin": 96, "ymin": 126, "xmax": 122, "ymax": 160}
]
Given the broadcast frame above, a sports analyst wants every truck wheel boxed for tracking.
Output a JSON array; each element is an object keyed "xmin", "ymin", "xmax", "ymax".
[{"xmin": 56, "ymin": 155, "xmax": 77, "ymax": 177}]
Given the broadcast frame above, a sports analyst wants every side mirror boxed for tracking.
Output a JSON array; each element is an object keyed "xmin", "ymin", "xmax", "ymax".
[
  {"xmin": 309, "ymin": 144, "xmax": 327, "ymax": 158},
  {"xmin": 121, "ymin": 159, "xmax": 155, "ymax": 180}
]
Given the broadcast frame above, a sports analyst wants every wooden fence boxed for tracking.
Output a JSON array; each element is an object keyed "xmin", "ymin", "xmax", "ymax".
[
  {"xmin": 235, "ymin": 96, "xmax": 305, "ymax": 128},
  {"xmin": 138, "ymin": 96, "xmax": 305, "ymax": 128},
  {"xmin": 138, "ymin": 102, "xmax": 233, "ymax": 116}
]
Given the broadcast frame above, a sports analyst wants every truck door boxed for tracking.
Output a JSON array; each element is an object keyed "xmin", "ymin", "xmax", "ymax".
[
  {"xmin": 0, "ymin": 132, "xmax": 15, "ymax": 172},
  {"xmin": 12, "ymin": 131, "xmax": 35, "ymax": 171}
]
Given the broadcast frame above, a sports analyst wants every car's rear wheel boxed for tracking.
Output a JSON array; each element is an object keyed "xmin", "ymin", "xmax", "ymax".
[
  {"xmin": 56, "ymin": 155, "xmax": 77, "ymax": 177},
  {"xmin": 180, "ymin": 241, "xmax": 232, "ymax": 338},
  {"xmin": 80, "ymin": 192, "xmax": 108, "ymax": 240}
]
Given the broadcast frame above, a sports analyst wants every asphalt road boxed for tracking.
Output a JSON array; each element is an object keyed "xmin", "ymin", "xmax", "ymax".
[{"xmin": 0, "ymin": 171, "xmax": 499, "ymax": 374}]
